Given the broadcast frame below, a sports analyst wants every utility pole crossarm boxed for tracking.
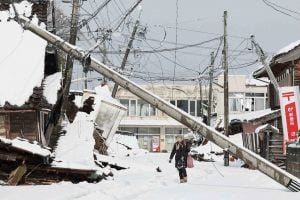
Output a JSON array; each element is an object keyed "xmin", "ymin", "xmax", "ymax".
[{"xmin": 16, "ymin": 15, "xmax": 300, "ymax": 192}]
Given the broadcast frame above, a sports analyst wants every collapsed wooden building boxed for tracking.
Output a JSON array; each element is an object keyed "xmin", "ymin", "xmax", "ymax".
[{"xmin": 0, "ymin": 1, "xmax": 107, "ymax": 185}]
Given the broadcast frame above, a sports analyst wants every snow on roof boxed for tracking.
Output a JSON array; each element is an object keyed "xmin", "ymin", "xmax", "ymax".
[
  {"xmin": 0, "ymin": 136, "xmax": 51, "ymax": 157},
  {"xmin": 52, "ymin": 112, "xmax": 99, "ymax": 170},
  {"xmin": 218, "ymin": 109, "xmax": 278, "ymax": 128},
  {"xmin": 276, "ymin": 40, "xmax": 300, "ymax": 56},
  {"xmin": 288, "ymin": 143, "xmax": 300, "ymax": 148},
  {"xmin": 254, "ymin": 124, "xmax": 279, "ymax": 134},
  {"xmin": 245, "ymin": 78, "xmax": 268, "ymax": 87},
  {"xmin": 43, "ymin": 72, "xmax": 62, "ymax": 105},
  {"xmin": 0, "ymin": 1, "xmax": 47, "ymax": 106}
]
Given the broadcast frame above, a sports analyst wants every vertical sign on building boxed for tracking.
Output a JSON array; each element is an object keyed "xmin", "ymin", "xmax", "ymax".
[{"xmin": 279, "ymin": 86, "xmax": 300, "ymax": 154}]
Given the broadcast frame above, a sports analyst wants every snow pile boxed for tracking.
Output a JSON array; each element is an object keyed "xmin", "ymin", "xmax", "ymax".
[
  {"xmin": 108, "ymin": 134, "xmax": 147, "ymax": 157},
  {"xmin": 0, "ymin": 1, "xmax": 47, "ymax": 106},
  {"xmin": 0, "ymin": 136, "xmax": 51, "ymax": 157},
  {"xmin": 276, "ymin": 40, "xmax": 300, "ymax": 56},
  {"xmin": 192, "ymin": 133, "xmax": 244, "ymax": 161},
  {"xmin": 52, "ymin": 112, "xmax": 99, "ymax": 170},
  {"xmin": 43, "ymin": 72, "xmax": 62, "ymax": 105}
]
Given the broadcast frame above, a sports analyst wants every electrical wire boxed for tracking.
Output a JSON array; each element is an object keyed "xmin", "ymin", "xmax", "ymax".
[{"xmin": 262, "ymin": 0, "xmax": 300, "ymax": 21}]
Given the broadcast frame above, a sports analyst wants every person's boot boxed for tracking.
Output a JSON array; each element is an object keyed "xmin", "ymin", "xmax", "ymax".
[
  {"xmin": 183, "ymin": 177, "xmax": 187, "ymax": 183},
  {"xmin": 180, "ymin": 178, "xmax": 184, "ymax": 183}
]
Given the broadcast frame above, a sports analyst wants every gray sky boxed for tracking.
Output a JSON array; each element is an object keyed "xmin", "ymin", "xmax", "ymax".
[{"xmin": 58, "ymin": 0, "xmax": 300, "ymax": 88}]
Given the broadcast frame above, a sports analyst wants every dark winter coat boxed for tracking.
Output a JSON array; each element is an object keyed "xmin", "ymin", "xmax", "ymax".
[{"xmin": 169, "ymin": 140, "xmax": 190, "ymax": 169}]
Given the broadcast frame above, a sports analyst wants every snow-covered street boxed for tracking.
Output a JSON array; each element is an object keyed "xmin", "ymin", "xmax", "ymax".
[{"xmin": 1, "ymin": 152, "xmax": 299, "ymax": 200}]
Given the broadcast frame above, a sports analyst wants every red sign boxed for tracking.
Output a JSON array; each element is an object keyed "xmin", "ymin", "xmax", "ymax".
[
  {"xmin": 279, "ymin": 87, "xmax": 300, "ymax": 154},
  {"xmin": 284, "ymin": 102, "xmax": 298, "ymax": 140}
]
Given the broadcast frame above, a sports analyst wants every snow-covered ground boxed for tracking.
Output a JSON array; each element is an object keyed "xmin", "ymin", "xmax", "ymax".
[{"xmin": 1, "ymin": 144, "xmax": 299, "ymax": 199}]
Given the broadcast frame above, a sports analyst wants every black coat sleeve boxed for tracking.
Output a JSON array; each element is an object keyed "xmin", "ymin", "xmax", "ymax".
[{"xmin": 169, "ymin": 144, "xmax": 176, "ymax": 160}]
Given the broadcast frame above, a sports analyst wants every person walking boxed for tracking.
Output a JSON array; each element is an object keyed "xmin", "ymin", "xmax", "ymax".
[{"xmin": 169, "ymin": 135, "xmax": 190, "ymax": 183}]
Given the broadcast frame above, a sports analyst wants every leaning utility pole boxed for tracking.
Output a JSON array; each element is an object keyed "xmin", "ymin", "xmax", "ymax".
[
  {"xmin": 207, "ymin": 52, "xmax": 215, "ymax": 126},
  {"xmin": 60, "ymin": 0, "xmax": 80, "ymax": 119},
  {"xmin": 112, "ymin": 20, "xmax": 139, "ymax": 97},
  {"xmin": 223, "ymin": 10, "xmax": 230, "ymax": 166},
  {"xmin": 250, "ymin": 35, "xmax": 279, "ymax": 92},
  {"xmin": 16, "ymin": 14, "xmax": 300, "ymax": 192}
]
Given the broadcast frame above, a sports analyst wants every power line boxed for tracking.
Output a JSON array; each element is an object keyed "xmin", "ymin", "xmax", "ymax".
[
  {"xmin": 264, "ymin": 0, "xmax": 300, "ymax": 16},
  {"xmin": 262, "ymin": 0, "xmax": 300, "ymax": 21},
  {"xmin": 153, "ymin": 24, "xmax": 249, "ymax": 39}
]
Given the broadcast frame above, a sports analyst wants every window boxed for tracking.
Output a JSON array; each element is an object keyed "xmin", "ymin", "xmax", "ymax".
[
  {"xmin": 120, "ymin": 99, "xmax": 129, "ymax": 115},
  {"xmin": 137, "ymin": 100, "xmax": 149, "ymax": 116},
  {"xmin": 129, "ymin": 100, "xmax": 136, "ymax": 116},
  {"xmin": 149, "ymin": 104, "xmax": 156, "ymax": 116},
  {"xmin": 196, "ymin": 100, "xmax": 208, "ymax": 116},
  {"xmin": 189, "ymin": 101, "xmax": 196, "ymax": 116},
  {"xmin": 177, "ymin": 100, "xmax": 188, "ymax": 113},
  {"xmin": 255, "ymin": 98, "xmax": 265, "ymax": 111},
  {"xmin": 197, "ymin": 100, "xmax": 202, "ymax": 117},
  {"xmin": 165, "ymin": 128, "xmax": 188, "ymax": 135},
  {"xmin": 121, "ymin": 127, "xmax": 160, "ymax": 135},
  {"xmin": 245, "ymin": 93, "xmax": 264, "ymax": 97},
  {"xmin": 229, "ymin": 98, "xmax": 243, "ymax": 112}
]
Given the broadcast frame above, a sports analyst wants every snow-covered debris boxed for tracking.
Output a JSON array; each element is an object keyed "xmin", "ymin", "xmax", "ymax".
[
  {"xmin": 276, "ymin": 40, "xmax": 300, "ymax": 56},
  {"xmin": 0, "ymin": 1, "xmax": 47, "ymax": 106},
  {"xmin": 192, "ymin": 133, "xmax": 244, "ymax": 161},
  {"xmin": 43, "ymin": 72, "xmax": 62, "ymax": 105},
  {"xmin": 94, "ymin": 152, "xmax": 130, "ymax": 169},
  {"xmin": 0, "ymin": 136, "xmax": 51, "ymax": 157},
  {"xmin": 52, "ymin": 112, "xmax": 99, "ymax": 170},
  {"xmin": 108, "ymin": 133, "xmax": 147, "ymax": 157}
]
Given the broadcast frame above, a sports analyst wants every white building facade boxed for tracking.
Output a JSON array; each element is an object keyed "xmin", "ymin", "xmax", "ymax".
[{"xmin": 115, "ymin": 75, "xmax": 268, "ymax": 152}]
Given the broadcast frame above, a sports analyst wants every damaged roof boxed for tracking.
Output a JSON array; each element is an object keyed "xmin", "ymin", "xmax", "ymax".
[
  {"xmin": 0, "ymin": 1, "xmax": 61, "ymax": 107},
  {"xmin": 253, "ymin": 40, "xmax": 300, "ymax": 78}
]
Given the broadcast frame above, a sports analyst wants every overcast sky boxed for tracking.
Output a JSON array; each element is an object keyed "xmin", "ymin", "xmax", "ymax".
[{"xmin": 58, "ymin": 0, "xmax": 300, "ymax": 88}]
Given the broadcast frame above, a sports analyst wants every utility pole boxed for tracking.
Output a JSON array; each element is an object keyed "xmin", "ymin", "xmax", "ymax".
[
  {"xmin": 207, "ymin": 52, "xmax": 215, "ymax": 126},
  {"xmin": 250, "ymin": 35, "xmax": 279, "ymax": 92},
  {"xmin": 112, "ymin": 20, "xmax": 139, "ymax": 97},
  {"xmin": 223, "ymin": 10, "xmax": 230, "ymax": 166},
  {"xmin": 60, "ymin": 0, "xmax": 80, "ymax": 119},
  {"xmin": 199, "ymin": 79, "xmax": 203, "ymax": 117},
  {"xmin": 18, "ymin": 16, "xmax": 300, "ymax": 191}
]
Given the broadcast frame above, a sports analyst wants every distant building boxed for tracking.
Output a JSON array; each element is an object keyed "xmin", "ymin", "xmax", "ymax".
[
  {"xmin": 216, "ymin": 75, "xmax": 269, "ymax": 115},
  {"xmin": 116, "ymin": 84, "xmax": 207, "ymax": 152},
  {"xmin": 115, "ymin": 75, "xmax": 268, "ymax": 152}
]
